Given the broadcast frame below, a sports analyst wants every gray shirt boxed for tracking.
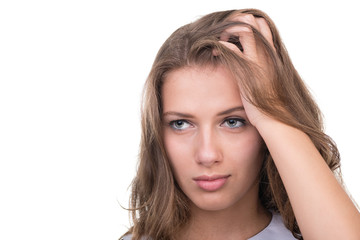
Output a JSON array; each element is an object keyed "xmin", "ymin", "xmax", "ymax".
[
  {"xmin": 121, "ymin": 212, "xmax": 297, "ymax": 240},
  {"xmin": 249, "ymin": 213, "xmax": 297, "ymax": 240}
]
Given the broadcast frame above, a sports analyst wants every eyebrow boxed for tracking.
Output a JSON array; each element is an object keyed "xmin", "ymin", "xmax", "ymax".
[
  {"xmin": 217, "ymin": 106, "xmax": 245, "ymax": 116},
  {"xmin": 162, "ymin": 106, "xmax": 245, "ymax": 118},
  {"xmin": 162, "ymin": 111, "xmax": 195, "ymax": 118}
]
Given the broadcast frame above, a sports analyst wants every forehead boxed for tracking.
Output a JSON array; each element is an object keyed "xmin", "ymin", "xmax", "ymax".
[{"xmin": 162, "ymin": 65, "xmax": 242, "ymax": 113}]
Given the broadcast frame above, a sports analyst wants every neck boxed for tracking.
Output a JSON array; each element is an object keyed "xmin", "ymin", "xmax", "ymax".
[{"xmin": 178, "ymin": 187, "xmax": 271, "ymax": 240}]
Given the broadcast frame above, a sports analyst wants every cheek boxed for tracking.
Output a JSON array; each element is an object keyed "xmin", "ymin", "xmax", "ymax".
[
  {"xmin": 163, "ymin": 131, "xmax": 192, "ymax": 178},
  {"xmin": 227, "ymin": 130, "xmax": 264, "ymax": 168}
]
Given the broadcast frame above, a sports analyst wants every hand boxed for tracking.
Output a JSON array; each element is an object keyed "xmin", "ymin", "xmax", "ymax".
[{"xmin": 218, "ymin": 14, "xmax": 276, "ymax": 127}]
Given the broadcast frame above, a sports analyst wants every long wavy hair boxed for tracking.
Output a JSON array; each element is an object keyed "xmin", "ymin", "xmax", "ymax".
[{"xmin": 123, "ymin": 8, "xmax": 341, "ymax": 240}]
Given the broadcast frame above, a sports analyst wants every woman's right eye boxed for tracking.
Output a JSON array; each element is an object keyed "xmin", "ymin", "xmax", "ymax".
[{"xmin": 169, "ymin": 120, "xmax": 191, "ymax": 131}]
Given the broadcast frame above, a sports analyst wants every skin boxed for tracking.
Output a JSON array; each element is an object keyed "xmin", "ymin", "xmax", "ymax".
[
  {"xmin": 162, "ymin": 65, "xmax": 271, "ymax": 240},
  {"xmin": 159, "ymin": 12, "xmax": 360, "ymax": 240},
  {"xmin": 220, "ymin": 13, "xmax": 360, "ymax": 240}
]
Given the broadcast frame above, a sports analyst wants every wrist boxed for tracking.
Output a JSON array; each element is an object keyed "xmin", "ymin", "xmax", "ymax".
[{"xmin": 250, "ymin": 112, "xmax": 279, "ymax": 129}]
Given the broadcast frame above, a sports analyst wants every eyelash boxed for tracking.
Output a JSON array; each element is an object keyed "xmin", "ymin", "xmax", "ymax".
[
  {"xmin": 168, "ymin": 118, "xmax": 246, "ymax": 131},
  {"xmin": 221, "ymin": 118, "xmax": 246, "ymax": 128},
  {"xmin": 168, "ymin": 119, "xmax": 192, "ymax": 131}
]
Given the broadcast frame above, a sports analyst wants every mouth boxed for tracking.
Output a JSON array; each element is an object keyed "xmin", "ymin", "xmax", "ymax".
[{"xmin": 193, "ymin": 174, "xmax": 230, "ymax": 192}]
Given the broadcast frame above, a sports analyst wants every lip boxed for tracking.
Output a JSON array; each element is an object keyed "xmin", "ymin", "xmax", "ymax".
[{"xmin": 193, "ymin": 175, "xmax": 230, "ymax": 192}]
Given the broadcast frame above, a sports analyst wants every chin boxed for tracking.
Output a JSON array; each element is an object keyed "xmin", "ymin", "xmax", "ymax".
[{"xmin": 190, "ymin": 195, "xmax": 236, "ymax": 212}]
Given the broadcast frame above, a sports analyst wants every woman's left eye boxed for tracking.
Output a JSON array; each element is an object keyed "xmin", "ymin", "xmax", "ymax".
[{"xmin": 222, "ymin": 118, "xmax": 245, "ymax": 128}]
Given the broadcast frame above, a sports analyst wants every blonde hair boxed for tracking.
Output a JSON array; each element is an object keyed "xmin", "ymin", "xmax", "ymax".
[{"xmin": 124, "ymin": 8, "xmax": 340, "ymax": 240}]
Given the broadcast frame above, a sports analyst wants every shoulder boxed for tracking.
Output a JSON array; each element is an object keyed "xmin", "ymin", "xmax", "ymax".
[
  {"xmin": 249, "ymin": 212, "xmax": 298, "ymax": 240},
  {"xmin": 120, "ymin": 235, "xmax": 150, "ymax": 240},
  {"xmin": 120, "ymin": 235, "xmax": 133, "ymax": 240},
  {"xmin": 121, "ymin": 213, "xmax": 297, "ymax": 240}
]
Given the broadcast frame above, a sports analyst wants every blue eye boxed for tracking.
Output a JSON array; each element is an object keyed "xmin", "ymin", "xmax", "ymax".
[
  {"xmin": 222, "ymin": 118, "xmax": 245, "ymax": 128},
  {"xmin": 169, "ymin": 120, "xmax": 191, "ymax": 130}
]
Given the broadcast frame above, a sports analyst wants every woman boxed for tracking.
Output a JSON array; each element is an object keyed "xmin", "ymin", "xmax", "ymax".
[{"xmin": 121, "ymin": 8, "xmax": 360, "ymax": 240}]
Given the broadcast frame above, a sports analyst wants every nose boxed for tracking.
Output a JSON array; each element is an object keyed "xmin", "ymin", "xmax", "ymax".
[{"xmin": 195, "ymin": 126, "xmax": 222, "ymax": 167}]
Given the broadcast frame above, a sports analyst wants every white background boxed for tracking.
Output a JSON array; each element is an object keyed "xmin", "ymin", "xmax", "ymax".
[{"xmin": 0, "ymin": 0, "xmax": 359, "ymax": 239}]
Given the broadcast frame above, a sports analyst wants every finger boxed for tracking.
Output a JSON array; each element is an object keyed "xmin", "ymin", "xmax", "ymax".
[
  {"xmin": 229, "ymin": 14, "xmax": 275, "ymax": 52},
  {"xmin": 230, "ymin": 14, "xmax": 260, "ymax": 31},
  {"xmin": 255, "ymin": 17, "xmax": 276, "ymax": 51},
  {"xmin": 218, "ymin": 40, "xmax": 243, "ymax": 56},
  {"xmin": 228, "ymin": 14, "xmax": 259, "ymax": 57},
  {"xmin": 224, "ymin": 25, "xmax": 257, "ymax": 62}
]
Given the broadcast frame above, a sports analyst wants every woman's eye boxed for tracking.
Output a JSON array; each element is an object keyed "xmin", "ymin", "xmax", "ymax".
[
  {"xmin": 169, "ymin": 120, "xmax": 191, "ymax": 130},
  {"xmin": 222, "ymin": 118, "xmax": 245, "ymax": 128}
]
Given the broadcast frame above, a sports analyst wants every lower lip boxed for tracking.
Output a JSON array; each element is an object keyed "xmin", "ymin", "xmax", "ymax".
[{"xmin": 194, "ymin": 177, "xmax": 229, "ymax": 192}]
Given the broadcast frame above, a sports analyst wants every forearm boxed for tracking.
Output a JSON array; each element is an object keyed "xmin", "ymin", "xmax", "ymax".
[{"xmin": 256, "ymin": 118, "xmax": 360, "ymax": 240}]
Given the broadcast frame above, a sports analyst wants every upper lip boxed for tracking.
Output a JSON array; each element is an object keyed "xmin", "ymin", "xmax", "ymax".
[{"xmin": 193, "ymin": 174, "xmax": 230, "ymax": 181}]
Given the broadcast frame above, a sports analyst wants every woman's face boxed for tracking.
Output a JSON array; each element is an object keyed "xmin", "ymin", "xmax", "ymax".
[{"xmin": 162, "ymin": 65, "xmax": 264, "ymax": 212}]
